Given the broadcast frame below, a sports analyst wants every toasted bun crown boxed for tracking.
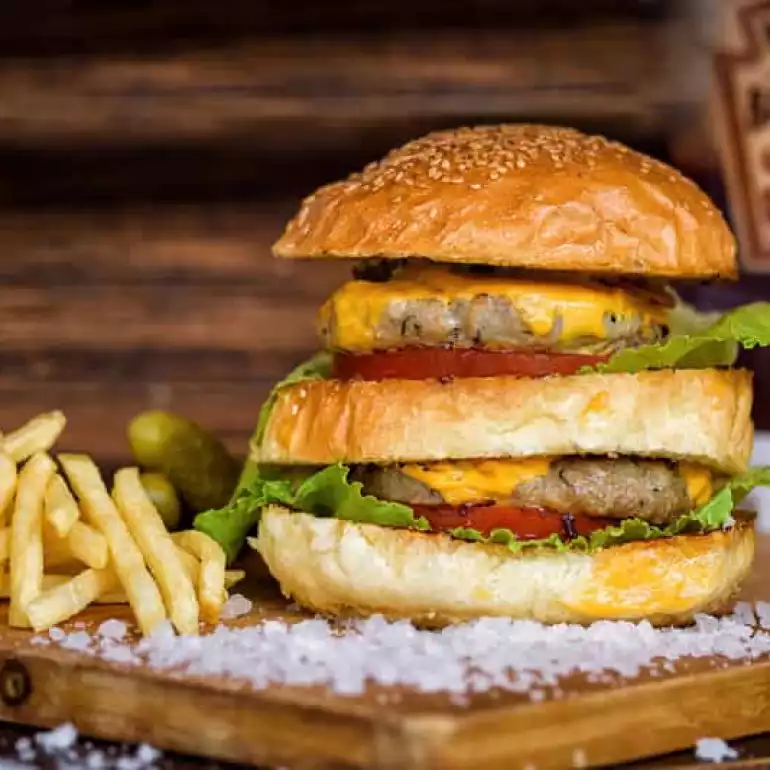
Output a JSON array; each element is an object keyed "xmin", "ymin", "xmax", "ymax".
[
  {"xmin": 274, "ymin": 124, "xmax": 736, "ymax": 279},
  {"xmin": 257, "ymin": 507, "xmax": 754, "ymax": 626},
  {"xmin": 255, "ymin": 369, "xmax": 753, "ymax": 475}
]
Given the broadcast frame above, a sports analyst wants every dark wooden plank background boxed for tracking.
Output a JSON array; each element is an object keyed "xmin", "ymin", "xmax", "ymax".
[{"xmin": 1, "ymin": 0, "xmax": 768, "ymax": 464}]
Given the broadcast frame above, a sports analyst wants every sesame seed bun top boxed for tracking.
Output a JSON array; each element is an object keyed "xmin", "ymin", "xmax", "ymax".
[{"xmin": 273, "ymin": 124, "xmax": 737, "ymax": 279}]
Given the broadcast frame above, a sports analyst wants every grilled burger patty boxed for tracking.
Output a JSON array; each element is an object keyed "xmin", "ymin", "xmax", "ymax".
[
  {"xmin": 352, "ymin": 458, "xmax": 705, "ymax": 524},
  {"xmin": 320, "ymin": 294, "xmax": 666, "ymax": 354},
  {"xmin": 319, "ymin": 264, "xmax": 669, "ymax": 354}
]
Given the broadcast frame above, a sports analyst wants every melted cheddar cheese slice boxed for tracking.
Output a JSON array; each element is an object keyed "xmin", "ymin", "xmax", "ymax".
[
  {"xmin": 679, "ymin": 462, "xmax": 713, "ymax": 506},
  {"xmin": 401, "ymin": 458, "xmax": 552, "ymax": 505},
  {"xmin": 401, "ymin": 458, "xmax": 714, "ymax": 507},
  {"xmin": 320, "ymin": 265, "xmax": 666, "ymax": 352}
]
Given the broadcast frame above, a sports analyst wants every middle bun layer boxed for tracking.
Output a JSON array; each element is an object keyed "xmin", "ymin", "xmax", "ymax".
[{"xmin": 255, "ymin": 368, "xmax": 753, "ymax": 475}]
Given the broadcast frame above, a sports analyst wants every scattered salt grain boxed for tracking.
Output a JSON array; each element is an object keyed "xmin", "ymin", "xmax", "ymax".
[
  {"xmin": 756, "ymin": 601, "xmax": 770, "ymax": 630},
  {"xmin": 572, "ymin": 748, "xmax": 587, "ymax": 767},
  {"xmin": 220, "ymin": 594, "xmax": 253, "ymax": 620},
  {"xmin": 98, "ymin": 619, "xmax": 128, "ymax": 641},
  {"xmin": 14, "ymin": 737, "xmax": 34, "ymax": 763},
  {"xmin": 115, "ymin": 744, "xmax": 162, "ymax": 770},
  {"xmin": 34, "ymin": 604, "xmax": 770, "ymax": 700},
  {"xmin": 134, "ymin": 744, "xmax": 161, "ymax": 765},
  {"xmin": 695, "ymin": 737, "xmax": 738, "ymax": 763},
  {"xmin": 20, "ymin": 722, "xmax": 162, "ymax": 769},
  {"xmin": 35, "ymin": 722, "xmax": 77, "ymax": 752},
  {"xmin": 58, "ymin": 631, "xmax": 93, "ymax": 652},
  {"xmin": 731, "ymin": 602, "xmax": 755, "ymax": 627},
  {"xmin": 85, "ymin": 749, "xmax": 107, "ymax": 768},
  {"xmin": 100, "ymin": 642, "xmax": 139, "ymax": 665}
]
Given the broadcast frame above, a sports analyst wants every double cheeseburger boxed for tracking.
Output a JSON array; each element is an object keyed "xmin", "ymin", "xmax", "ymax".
[{"xmin": 196, "ymin": 124, "xmax": 770, "ymax": 626}]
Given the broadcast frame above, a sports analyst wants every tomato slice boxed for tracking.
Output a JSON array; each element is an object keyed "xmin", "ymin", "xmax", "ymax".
[
  {"xmin": 411, "ymin": 504, "xmax": 616, "ymax": 540},
  {"xmin": 333, "ymin": 347, "xmax": 610, "ymax": 381}
]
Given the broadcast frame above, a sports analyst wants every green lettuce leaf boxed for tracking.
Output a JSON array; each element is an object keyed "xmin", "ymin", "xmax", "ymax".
[
  {"xmin": 254, "ymin": 352, "xmax": 332, "ymax": 445},
  {"xmin": 198, "ymin": 462, "xmax": 770, "ymax": 563},
  {"xmin": 589, "ymin": 302, "xmax": 770, "ymax": 374},
  {"xmin": 289, "ymin": 464, "xmax": 428, "ymax": 529},
  {"xmin": 194, "ymin": 462, "xmax": 424, "ymax": 563},
  {"xmin": 692, "ymin": 467, "xmax": 770, "ymax": 525},
  {"xmin": 194, "ymin": 475, "xmax": 295, "ymax": 563}
]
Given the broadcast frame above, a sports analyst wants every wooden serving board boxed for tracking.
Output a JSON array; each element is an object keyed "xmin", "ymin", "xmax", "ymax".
[{"xmin": 0, "ymin": 541, "xmax": 769, "ymax": 770}]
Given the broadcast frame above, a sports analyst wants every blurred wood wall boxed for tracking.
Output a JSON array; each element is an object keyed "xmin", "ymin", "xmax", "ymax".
[{"xmin": 1, "ymin": 0, "xmax": 767, "ymax": 462}]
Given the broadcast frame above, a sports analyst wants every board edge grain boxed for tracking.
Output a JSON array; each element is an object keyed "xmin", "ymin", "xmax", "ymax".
[
  {"xmin": 427, "ymin": 657, "xmax": 770, "ymax": 769},
  {"xmin": 0, "ymin": 646, "xmax": 420, "ymax": 769}
]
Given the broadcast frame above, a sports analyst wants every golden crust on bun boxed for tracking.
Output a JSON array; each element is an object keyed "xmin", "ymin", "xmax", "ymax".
[
  {"xmin": 255, "ymin": 368, "xmax": 754, "ymax": 475},
  {"xmin": 256, "ymin": 506, "xmax": 754, "ymax": 627},
  {"xmin": 274, "ymin": 125, "xmax": 736, "ymax": 279}
]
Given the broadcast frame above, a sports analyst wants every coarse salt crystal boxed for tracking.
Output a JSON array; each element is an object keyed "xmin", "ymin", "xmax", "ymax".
[
  {"xmin": 36, "ymin": 604, "xmax": 770, "ymax": 700},
  {"xmin": 731, "ymin": 602, "xmax": 755, "ymax": 627},
  {"xmin": 135, "ymin": 744, "xmax": 161, "ymax": 764},
  {"xmin": 100, "ymin": 642, "xmax": 139, "ymax": 665},
  {"xmin": 572, "ymin": 748, "xmax": 587, "ymax": 767},
  {"xmin": 694, "ymin": 737, "xmax": 738, "ymax": 762},
  {"xmin": 35, "ymin": 722, "xmax": 78, "ymax": 752},
  {"xmin": 220, "ymin": 594, "xmax": 253, "ymax": 620},
  {"xmin": 48, "ymin": 627, "xmax": 66, "ymax": 642},
  {"xmin": 59, "ymin": 631, "xmax": 92, "ymax": 652},
  {"xmin": 14, "ymin": 736, "xmax": 34, "ymax": 762},
  {"xmin": 756, "ymin": 601, "xmax": 770, "ymax": 630},
  {"xmin": 112, "ymin": 742, "xmax": 162, "ymax": 769},
  {"xmin": 98, "ymin": 619, "xmax": 128, "ymax": 641},
  {"xmin": 85, "ymin": 749, "xmax": 107, "ymax": 768}
]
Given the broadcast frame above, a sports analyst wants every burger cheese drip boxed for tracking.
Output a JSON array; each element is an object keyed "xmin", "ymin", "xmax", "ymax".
[{"xmin": 320, "ymin": 265, "xmax": 669, "ymax": 380}]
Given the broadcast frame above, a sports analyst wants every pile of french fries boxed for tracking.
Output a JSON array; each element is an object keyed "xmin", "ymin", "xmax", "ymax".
[{"xmin": 0, "ymin": 411, "xmax": 243, "ymax": 636}]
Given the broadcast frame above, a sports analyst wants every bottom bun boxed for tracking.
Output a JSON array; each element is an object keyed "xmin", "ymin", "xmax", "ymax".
[{"xmin": 256, "ymin": 505, "xmax": 755, "ymax": 626}]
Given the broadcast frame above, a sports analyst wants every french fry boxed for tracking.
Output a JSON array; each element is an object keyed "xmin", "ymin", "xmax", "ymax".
[
  {"xmin": 66, "ymin": 521, "xmax": 108, "ymax": 570},
  {"xmin": 0, "ymin": 573, "xmax": 125, "ymax": 603},
  {"xmin": 173, "ymin": 530, "xmax": 226, "ymax": 623},
  {"xmin": 5, "ymin": 569, "xmax": 243, "ymax": 608},
  {"xmin": 9, "ymin": 453, "xmax": 55, "ymax": 627},
  {"xmin": 59, "ymin": 454, "xmax": 167, "ymax": 636},
  {"xmin": 225, "ymin": 569, "xmax": 246, "ymax": 591},
  {"xmin": 0, "ymin": 453, "xmax": 17, "ymax": 528},
  {"xmin": 43, "ymin": 520, "xmax": 108, "ymax": 571},
  {"xmin": 96, "ymin": 561, "xmax": 243, "ymax": 604},
  {"xmin": 175, "ymin": 545, "xmax": 199, "ymax": 582},
  {"xmin": 2, "ymin": 412, "xmax": 66, "ymax": 464},
  {"xmin": 26, "ymin": 568, "xmax": 119, "ymax": 631},
  {"xmin": 42, "ymin": 528, "xmax": 79, "ymax": 570},
  {"xmin": 45, "ymin": 473, "xmax": 79, "ymax": 537},
  {"xmin": 113, "ymin": 468, "xmax": 199, "ymax": 635},
  {"xmin": 0, "ymin": 528, "xmax": 9, "ymax": 563}
]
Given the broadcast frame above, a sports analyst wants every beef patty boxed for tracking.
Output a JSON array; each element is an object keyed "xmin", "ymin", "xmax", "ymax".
[
  {"xmin": 352, "ymin": 458, "xmax": 699, "ymax": 524},
  {"xmin": 320, "ymin": 293, "xmax": 667, "ymax": 354}
]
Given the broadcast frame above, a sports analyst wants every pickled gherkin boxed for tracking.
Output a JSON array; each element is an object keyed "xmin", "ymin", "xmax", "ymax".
[{"xmin": 128, "ymin": 411, "xmax": 239, "ymax": 511}]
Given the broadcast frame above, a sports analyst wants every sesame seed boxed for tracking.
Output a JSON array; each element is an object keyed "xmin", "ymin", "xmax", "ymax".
[
  {"xmin": 346, "ymin": 125, "xmax": 660, "ymax": 190},
  {"xmin": 287, "ymin": 124, "xmax": 701, "ymax": 229}
]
